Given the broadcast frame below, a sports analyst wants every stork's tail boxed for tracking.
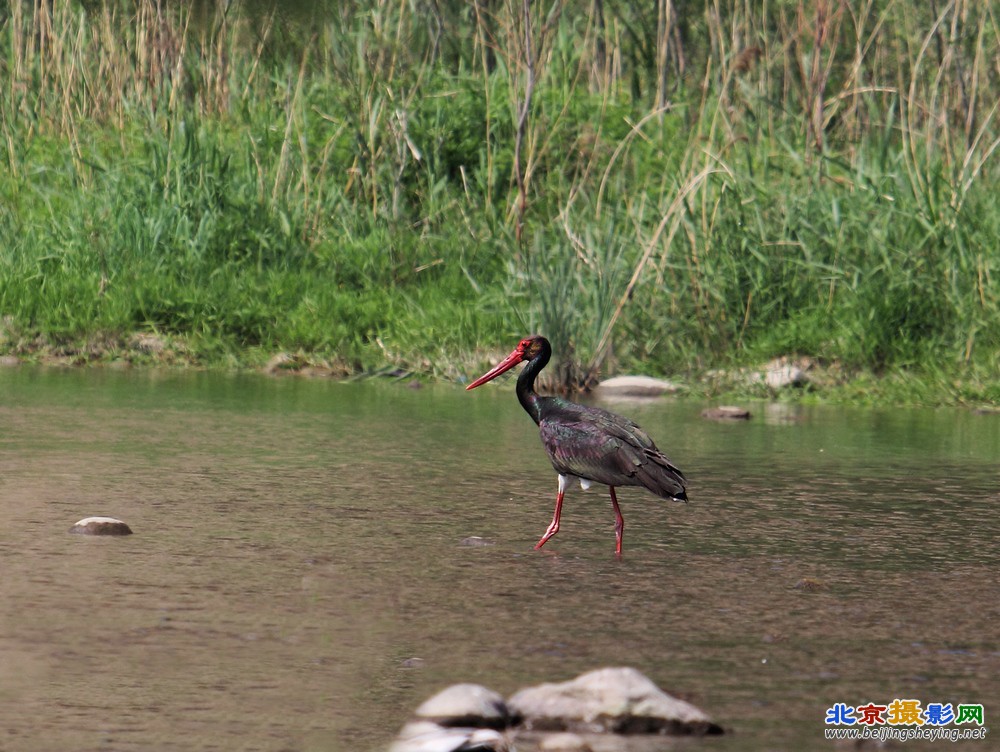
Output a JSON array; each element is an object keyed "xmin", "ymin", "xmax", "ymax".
[{"xmin": 638, "ymin": 451, "xmax": 688, "ymax": 502}]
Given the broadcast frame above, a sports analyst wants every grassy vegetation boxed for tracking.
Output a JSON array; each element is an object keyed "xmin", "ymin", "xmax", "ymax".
[{"xmin": 0, "ymin": 0, "xmax": 998, "ymax": 405}]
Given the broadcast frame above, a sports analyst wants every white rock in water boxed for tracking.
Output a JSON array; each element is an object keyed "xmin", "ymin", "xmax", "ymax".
[
  {"xmin": 507, "ymin": 667, "xmax": 722, "ymax": 735},
  {"xmin": 69, "ymin": 517, "xmax": 133, "ymax": 536},
  {"xmin": 415, "ymin": 684, "xmax": 509, "ymax": 728},
  {"xmin": 594, "ymin": 375, "xmax": 680, "ymax": 398}
]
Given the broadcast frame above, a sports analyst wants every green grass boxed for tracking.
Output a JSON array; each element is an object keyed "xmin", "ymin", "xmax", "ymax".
[{"xmin": 0, "ymin": 0, "xmax": 997, "ymax": 406}]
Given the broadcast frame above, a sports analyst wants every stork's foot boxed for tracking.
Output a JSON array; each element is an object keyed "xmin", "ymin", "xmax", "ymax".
[
  {"xmin": 536, "ymin": 483, "xmax": 566, "ymax": 550},
  {"xmin": 535, "ymin": 517, "xmax": 560, "ymax": 549}
]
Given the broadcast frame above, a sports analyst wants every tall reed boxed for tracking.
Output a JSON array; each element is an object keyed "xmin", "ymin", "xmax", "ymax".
[{"xmin": 0, "ymin": 0, "xmax": 996, "ymax": 394}]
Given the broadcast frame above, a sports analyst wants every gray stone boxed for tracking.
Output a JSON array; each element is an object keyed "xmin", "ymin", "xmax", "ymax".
[
  {"xmin": 69, "ymin": 517, "xmax": 133, "ymax": 536},
  {"xmin": 763, "ymin": 360, "xmax": 808, "ymax": 390},
  {"xmin": 415, "ymin": 684, "xmax": 510, "ymax": 729},
  {"xmin": 507, "ymin": 667, "xmax": 722, "ymax": 736},
  {"xmin": 594, "ymin": 376, "xmax": 681, "ymax": 398},
  {"xmin": 390, "ymin": 721, "xmax": 511, "ymax": 752}
]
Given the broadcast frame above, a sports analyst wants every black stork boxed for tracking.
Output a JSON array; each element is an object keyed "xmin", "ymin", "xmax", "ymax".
[{"xmin": 466, "ymin": 335, "xmax": 687, "ymax": 556}]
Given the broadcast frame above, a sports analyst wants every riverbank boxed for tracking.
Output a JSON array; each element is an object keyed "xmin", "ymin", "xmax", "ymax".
[
  {"xmin": 2, "ymin": 324, "xmax": 997, "ymax": 409},
  {"xmin": 2, "ymin": 1, "xmax": 997, "ymax": 408}
]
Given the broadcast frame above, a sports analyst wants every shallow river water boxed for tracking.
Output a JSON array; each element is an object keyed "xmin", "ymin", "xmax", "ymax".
[{"xmin": 1, "ymin": 367, "xmax": 997, "ymax": 751}]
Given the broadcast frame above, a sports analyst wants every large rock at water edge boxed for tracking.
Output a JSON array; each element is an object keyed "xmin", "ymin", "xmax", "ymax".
[
  {"xmin": 69, "ymin": 517, "xmax": 133, "ymax": 536},
  {"xmin": 594, "ymin": 376, "xmax": 681, "ymax": 398},
  {"xmin": 763, "ymin": 359, "xmax": 809, "ymax": 390},
  {"xmin": 507, "ymin": 667, "xmax": 722, "ymax": 735},
  {"xmin": 415, "ymin": 684, "xmax": 511, "ymax": 729}
]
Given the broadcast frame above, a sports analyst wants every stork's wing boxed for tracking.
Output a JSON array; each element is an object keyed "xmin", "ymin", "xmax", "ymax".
[{"xmin": 538, "ymin": 402, "xmax": 687, "ymax": 500}]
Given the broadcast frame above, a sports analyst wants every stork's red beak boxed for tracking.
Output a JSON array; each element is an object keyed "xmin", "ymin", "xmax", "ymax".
[{"xmin": 466, "ymin": 346, "xmax": 525, "ymax": 390}]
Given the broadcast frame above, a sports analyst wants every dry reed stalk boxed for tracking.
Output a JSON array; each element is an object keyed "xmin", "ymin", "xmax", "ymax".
[
  {"xmin": 585, "ymin": 161, "xmax": 730, "ymax": 382},
  {"xmin": 472, "ymin": 0, "xmax": 497, "ymax": 211},
  {"xmin": 796, "ymin": 0, "xmax": 844, "ymax": 160},
  {"xmin": 512, "ymin": 0, "xmax": 538, "ymax": 244},
  {"xmin": 272, "ymin": 40, "xmax": 313, "ymax": 207},
  {"xmin": 480, "ymin": 0, "xmax": 563, "ymax": 243}
]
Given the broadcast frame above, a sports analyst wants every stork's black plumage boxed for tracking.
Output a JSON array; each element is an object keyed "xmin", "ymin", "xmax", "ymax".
[{"xmin": 467, "ymin": 335, "xmax": 687, "ymax": 555}]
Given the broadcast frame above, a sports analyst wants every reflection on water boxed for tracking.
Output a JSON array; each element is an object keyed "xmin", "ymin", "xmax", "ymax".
[{"xmin": 0, "ymin": 367, "xmax": 997, "ymax": 751}]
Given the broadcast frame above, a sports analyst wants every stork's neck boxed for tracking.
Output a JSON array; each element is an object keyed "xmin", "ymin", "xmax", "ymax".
[{"xmin": 516, "ymin": 338, "xmax": 551, "ymax": 425}]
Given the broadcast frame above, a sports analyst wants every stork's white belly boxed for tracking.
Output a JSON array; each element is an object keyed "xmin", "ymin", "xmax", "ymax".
[{"xmin": 558, "ymin": 474, "xmax": 594, "ymax": 492}]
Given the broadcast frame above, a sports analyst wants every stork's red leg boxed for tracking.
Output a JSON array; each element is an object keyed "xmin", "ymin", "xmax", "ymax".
[
  {"xmin": 535, "ymin": 475, "xmax": 567, "ymax": 550},
  {"xmin": 609, "ymin": 486, "xmax": 624, "ymax": 556}
]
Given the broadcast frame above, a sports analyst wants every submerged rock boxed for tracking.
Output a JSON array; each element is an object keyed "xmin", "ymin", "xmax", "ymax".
[
  {"xmin": 794, "ymin": 577, "xmax": 827, "ymax": 592},
  {"xmin": 415, "ymin": 684, "xmax": 510, "ymax": 729},
  {"xmin": 701, "ymin": 405, "xmax": 751, "ymax": 421},
  {"xmin": 537, "ymin": 732, "xmax": 592, "ymax": 751},
  {"xmin": 459, "ymin": 536, "xmax": 496, "ymax": 547},
  {"xmin": 69, "ymin": 517, "xmax": 133, "ymax": 536},
  {"xmin": 390, "ymin": 721, "xmax": 511, "ymax": 752},
  {"xmin": 762, "ymin": 402, "xmax": 802, "ymax": 425},
  {"xmin": 507, "ymin": 667, "xmax": 722, "ymax": 736},
  {"xmin": 594, "ymin": 376, "xmax": 681, "ymax": 398}
]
